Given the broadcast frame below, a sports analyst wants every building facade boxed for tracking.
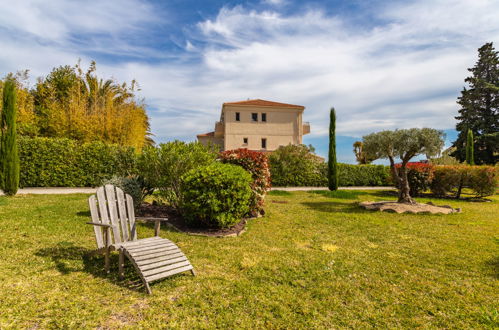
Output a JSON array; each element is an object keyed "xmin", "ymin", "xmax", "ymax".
[{"xmin": 197, "ymin": 99, "xmax": 310, "ymax": 152}]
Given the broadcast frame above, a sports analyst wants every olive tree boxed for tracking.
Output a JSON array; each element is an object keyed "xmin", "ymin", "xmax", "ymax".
[{"xmin": 362, "ymin": 128, "xmax": 444, "ymax": 204}]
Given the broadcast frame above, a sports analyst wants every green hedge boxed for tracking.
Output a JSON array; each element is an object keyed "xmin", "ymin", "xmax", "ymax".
[
  {"xmin": 270, "ymin": 161, "xmax": 390, "ymax": 187},
  {"xmin": 19, "ymin": 137, "xmax": 136, "ymax": 187},
  {"xmin": 337, "ymin": 163, "xmax": 391, "ymax": 187}
]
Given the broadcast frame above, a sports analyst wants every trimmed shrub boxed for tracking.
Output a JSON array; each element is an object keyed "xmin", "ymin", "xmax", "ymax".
[
  {"xmin": 430, "ymin": 165, "xmax": 497, "ymax": 198},
  {"xmin": 467, "ymin": 166, "xmax": 497, "ymax": 197},
  {"xmin": 396, "ymin": 162, "xmax": 435, "ymax": 196},
  {"xmin": 269, "ymin": 145, "xmax": 391, "ymax": 187},
  {"xmin": 137, "ymin": 141, "xmax": 217, "ymax": 209},
  {"xmin": 19, "ymin": 137, "xmax": 136, "ymax": 187},
  {"xmin": 180, "ymin": 163, "xmax": 252, "ymax": 229},
  {"xmin": 337, "ymin": 163, "xmax": 391, "ymax": 187},
  {"xmin": 219, "ymin": 149, "xmax": 270, "ymax": 217},
  {"xmin": 430, "ymin": 166, "xmax": 463, "ymax": 197},
  {"xmin": 269, "ymin": 144, "xmax": 325, "ymax": 187}
]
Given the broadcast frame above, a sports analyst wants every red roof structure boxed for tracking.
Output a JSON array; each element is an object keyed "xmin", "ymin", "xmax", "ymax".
[
  {"xmin": 196, "ymin": 131, "xmax": 215, "ymax": 137},
  {"xmin": 223, "ymin": 99, "xmax": 304, "ymax": 109}
]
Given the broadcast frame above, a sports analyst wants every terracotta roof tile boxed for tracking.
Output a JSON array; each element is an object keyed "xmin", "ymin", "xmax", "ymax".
[
  {"xmin": 223, "ymin": 99, "xmax": 304, "ymax": 109},
  {"xmin": 196, "ymin": 131, "xmax": 214, "ymax": 137}
]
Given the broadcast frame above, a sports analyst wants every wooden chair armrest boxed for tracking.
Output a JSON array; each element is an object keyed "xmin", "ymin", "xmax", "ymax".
[
  {"xmin": 86, "ymin": 222, "xmax": 116, "ymax": 228},
  {"xmin": 135, "ymin": 217, "xmax": 167, "ymax": 237},
  {"xmin": 135, "ymin": 217, "xmax": 168, "ymax": 222}
]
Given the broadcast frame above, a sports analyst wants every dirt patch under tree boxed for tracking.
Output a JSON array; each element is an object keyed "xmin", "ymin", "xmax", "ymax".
[
  {"xmin": 359, "ymin": 201, "xmax": 461, "ymax": 214},
  {"xmin": 136, "ymin": 203, "xmax": 248, "ymax": 237}
]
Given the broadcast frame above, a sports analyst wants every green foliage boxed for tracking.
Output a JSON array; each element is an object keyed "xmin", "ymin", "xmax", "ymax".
[
  {"xmin": 452, "ymin": 42, "xmax": 499, "ymax": 165},
  {"xmin": 429, "ymin": 166, "xmax": 464, "ymax": 197},
  {"xmin": 102, "ymin": 176, "xmax": 145, "ymax": 207},
  {"xmin": 328, "ymin": 108, "xmax": 338, "ymax": 191},
  {"xmin": 218, "ymin": 149, "xmax": 271, "ymax": 216},
  {"xmin": 269, "ymin": 144, "xmax": 390, "ymax": 187},
  {"xmin": 468, "ymin": 166, "xmax": 497, "ymax": 197},
  {"xmin": 466, "ymin": 129, "xmax": 475, "ymax": 165},
  {"xmin": 137, "ymin": 141, "xmax": 217, "ymax": 209},
  {"xmin": 269, "ymin": 144, "xmax": 325, "ymax": 187},
  {"xmin": 0, "ymin": 78, "xmax": 20, "ymax": 195},
  {"xmin": 337, "ymin": 163, "xmax": 391, "ymax": 187},
  {"xmin": 180, "ymin": 163, "xmax": 252, "ymax": 229},
  {"xmin": 362, "ymin": 128, "xmax": 445, "ymax": 203},
  {"xmin": 19, "ymin": 137, "xmax": 136, "ymax": 187},
  {"xmin": 430, "ymin": 165, "xmax": 498, "ymax": 198}
]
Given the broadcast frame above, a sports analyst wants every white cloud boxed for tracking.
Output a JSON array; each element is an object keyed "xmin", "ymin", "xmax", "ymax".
[{"xmin": 1, "ymin": 0, "xmax": 498, "ymax": 145}]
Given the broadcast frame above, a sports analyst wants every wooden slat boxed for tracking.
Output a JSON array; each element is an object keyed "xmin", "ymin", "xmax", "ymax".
[
  {"xmin": 140, "ymin": 256, "xmax": 188, "ymax": 271},
  {"xmin": 96, "ymin": 187, "xmax": 110, "ymax": 225},
  {"xmin": 143, "ymin": 260, "xmax": 192, "ymax": 277},
  {"xmin": 145, "ymin": 265, "xmax": 193, "ymax": 282},
  {"xmin": 105, "ymin": 185, "xmax": 122, "ymax": 243},
  {"xmin": 126, "ymin": 242, "xmax": 176, "ymax": 253},
  {"xmin": 123, "ymin": 237, "xmax": 169, "ymax": 248},
  {"xmin": 88, "ymin": 195, "xmax": 104, "ymax": 249},
  {"xmin": 116, "ymin": 187, "xmax": 129, "ymax": 242},
  {"xmin": 130, "ymin": 246, "xmax": 180, "ymax": 258},
  {"xmin": 117, "ymin": 237, "xmax": 162, "ymax": 249},
  {"xmin": 135, "ymin": 252, "xmax": 185, "ymax": 266},
  {"xmin": 133, "ymin": 248, "xmax": 183, "ymax": 261},
  {"xmin": 126, "ymin": 195, "xmax": 138, "ymax": 241}
]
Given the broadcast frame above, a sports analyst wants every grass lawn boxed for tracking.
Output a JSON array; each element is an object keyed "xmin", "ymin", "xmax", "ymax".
[{"xmin": 0, "ymin": 190, "xmax": 498, "ymax": 328}]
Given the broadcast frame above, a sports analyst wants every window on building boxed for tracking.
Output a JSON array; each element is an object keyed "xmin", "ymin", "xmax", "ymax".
[
  {"xmin": 252, "ymin": 113, "xmax": 258, "ymax": 122},
  {"xmin": 235, "ymin": 112, "xmax": 240, "ymax": 121},
  {"xmin": 261, "ymin": 113, "xmax": 267, "ymax": 122},
  {"xmin": 243, "ymin": 137, "xmax": 248, "ymax": 144},
  {"xmin": 261, "ymin": 138, "xmax": 267, "ymax": 149}
]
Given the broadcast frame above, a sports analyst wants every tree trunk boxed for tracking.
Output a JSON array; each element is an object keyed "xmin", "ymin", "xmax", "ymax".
[{"xmin": 397, "ymin": 165, "xmax": 415, "ymax": 204}]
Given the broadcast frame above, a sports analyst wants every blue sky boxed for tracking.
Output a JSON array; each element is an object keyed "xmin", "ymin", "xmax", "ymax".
[{"xmin": 0, "ymin": 0, "xmax": 498, "ymax": 163}]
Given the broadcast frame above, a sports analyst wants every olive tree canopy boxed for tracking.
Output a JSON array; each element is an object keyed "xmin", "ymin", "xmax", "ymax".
[{"xmin": 362, "ymin": 128, "xmax": 445, "ymax": 203}]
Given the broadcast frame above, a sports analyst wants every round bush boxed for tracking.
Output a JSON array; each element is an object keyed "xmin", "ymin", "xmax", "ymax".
[
  {"xmin": 180, "ymin": 162, "xmax": 252, "ymax": 229},
  {"xmin": 219, "ymin": 148, "xmax": 271, "ymax": 217},
  {"xmin": 102, "ymin": 175, "xmax": 143, "ymax": 207}
]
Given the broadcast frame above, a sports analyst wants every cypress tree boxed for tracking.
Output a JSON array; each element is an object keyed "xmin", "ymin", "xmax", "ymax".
[
  {"xmin": 328, "ymin": 107, "xmax": 338, "ymax": 191},
  {"xmin": 0, "ymin": 79, "xmax": 20, "ymax": 195},
  {"xmin": 466, "ymin": 129, "xmax": 475, "ymax": 165}
]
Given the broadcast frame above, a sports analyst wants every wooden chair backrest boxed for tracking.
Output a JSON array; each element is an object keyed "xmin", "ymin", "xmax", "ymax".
[{"xmin": 88, "ymin": 185, "xmax": 138, "ymax": 249}]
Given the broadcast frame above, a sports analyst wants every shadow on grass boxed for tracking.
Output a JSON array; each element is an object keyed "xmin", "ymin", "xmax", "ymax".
[
  {"xmin": 309, "ymin": 189, "xmax": 397, "ymax": 199},
  {"xmin": 301, "ymin": 201, "xmax": 370, "ymax": 214},
  {"xmin": 35, "ymin": 241, "xmax": 146, "ymax": 293},
  {"xmin": 485, "ymin": 256, "xmax": 499, "ymax": 279},
  {"xmin": 76, "ymin": 210, "xmax": 91, "ymax": 217}
]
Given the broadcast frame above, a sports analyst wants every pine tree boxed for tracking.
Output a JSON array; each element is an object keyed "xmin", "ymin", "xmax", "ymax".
[
  {"xmin": 451, "ymin": 42, "xmax": 499, "ymax": 164},
  {"xmin": 0, "ymin": 78, "xmax": 20, "ymax": 195},
  {"xmin": 328, "ymin": 108, "xmax": 338, "ymax": 191},
  {"xmin": 466, "ymin": 129, "xmax": 475, "ymax": 165}
]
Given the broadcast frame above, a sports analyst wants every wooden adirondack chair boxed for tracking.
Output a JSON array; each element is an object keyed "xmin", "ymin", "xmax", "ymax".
[{"xmin": 87, "ymin": 184, "xmax": 195, "ymax": 294}]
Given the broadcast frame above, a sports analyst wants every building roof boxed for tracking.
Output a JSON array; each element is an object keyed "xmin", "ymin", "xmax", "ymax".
[
  {"xmin": 223, "ymin": 99, "xmax": 304, "ymax": 109},
  {"xmin": 196, "ymin": 131, "xmax": 214, "ymax": 137}
]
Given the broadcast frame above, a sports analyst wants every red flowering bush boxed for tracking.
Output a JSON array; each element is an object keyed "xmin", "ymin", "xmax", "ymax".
[
  {"xmin": 395, "ymin": 162, "xmax": 435, "ymax": 196},
  {"xmin": 218, "ymin": 149, "xmax": 271, "ymax": 216}
]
